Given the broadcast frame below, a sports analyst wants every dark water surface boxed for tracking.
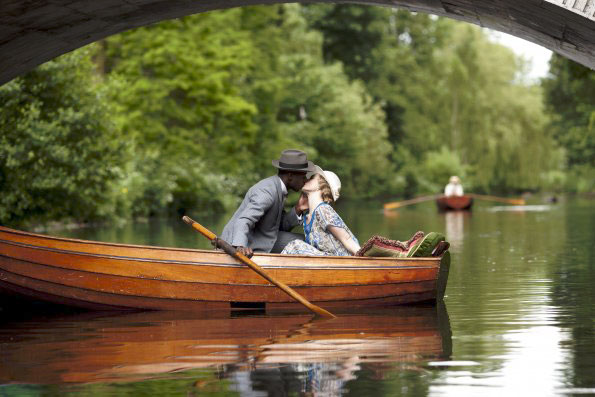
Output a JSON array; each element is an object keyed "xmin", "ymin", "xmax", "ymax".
[{"xmin": 1, "ymin": 196, "xmax": 593, "ymax": 396}]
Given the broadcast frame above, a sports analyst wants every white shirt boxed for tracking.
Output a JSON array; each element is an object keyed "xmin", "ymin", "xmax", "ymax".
[
  {"xmin": 444, "ymin": 183, "xmax": 464, "ymax": 196},
  {"xmin": 278, "ymin": 176, "xmax": 288, "ymax": 197}
]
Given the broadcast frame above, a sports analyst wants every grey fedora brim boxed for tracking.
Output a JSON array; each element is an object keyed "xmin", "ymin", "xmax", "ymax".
[{"xmin": 272, "ymin": 159, "xmax": 317, "ymax": 172}]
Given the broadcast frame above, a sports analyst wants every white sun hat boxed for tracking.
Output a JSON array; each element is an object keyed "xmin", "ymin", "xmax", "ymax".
[{"xmin": 307, "ymin": 165, "xmax": 341, "ymax": 202}]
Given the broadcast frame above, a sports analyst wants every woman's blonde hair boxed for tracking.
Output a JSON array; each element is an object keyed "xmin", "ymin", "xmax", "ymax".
[{"xmin": 316, "ymin": 174, "xmax": 334, "ymax": 204}]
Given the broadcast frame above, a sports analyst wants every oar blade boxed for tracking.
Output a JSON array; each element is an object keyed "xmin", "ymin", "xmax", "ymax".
[{"xmin": 383, "ymin": 202, "xmax": 401, "ymax": 210}]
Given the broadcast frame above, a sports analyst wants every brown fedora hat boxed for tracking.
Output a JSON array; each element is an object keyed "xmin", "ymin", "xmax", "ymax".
[{"xmin": 272, "ymin": 149, "xmax": 317, "ymax": 172}]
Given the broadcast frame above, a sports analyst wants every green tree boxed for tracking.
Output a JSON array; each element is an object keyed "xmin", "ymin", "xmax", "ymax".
[
  {"xmin": 103, "ymin": 10, "xmax": 259, "ymax": 216},
  {"xmin": 303, "ymin": 5, "xmax": 452, "ymax": 194},
  {"xmin": 304, "ymin": 5, "xmax": 558, "ymax": 195},
  {"xmin": 542, "ymin": 54, "xmax": 595, "ymax": 192},
  {"xmin": 0, "ymin": 49, "xmax": 128, "ymax": 225},
  {"xmin": 100, "ymin": 4, "xmax": 394, "ymax": 214},
  {"xmin": 418, "ymin": 147, "xmax": 468, "ymax": 193},
  {"xmin": 424, "ymin": 25, "xmax": 558, "ymax": 193},
  {"xmin": 243, "ymin": 4, "xmax": 395, "ymax": 197},
  {"xmin": 304, "ymin": 4, "xmax": 387, "ymax": 82}
]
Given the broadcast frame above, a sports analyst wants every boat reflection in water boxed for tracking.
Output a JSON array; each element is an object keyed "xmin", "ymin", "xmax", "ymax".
[
  {"xmin": 0, "ymin": 304, "xmax": 451, "ymax": 394},
  {"xmin": 444, "ymin": 211, "xmax": 471, "ymax": 252}
]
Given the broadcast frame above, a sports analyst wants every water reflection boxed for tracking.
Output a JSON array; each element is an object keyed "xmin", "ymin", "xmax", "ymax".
[
  {"xmin": 0, "ymin": 305, "xmax": 451, "ymax": 394},
  {"xmin": 9, "ymin": 198, "xmax": 595, "ymax": 395},
  {"xmin": 487, "ymin": 205, "xmax": 553, "ymax": 212},
  {"xmin": 443, "ymin": 211, "xmax": 469, "ymax": 252}
]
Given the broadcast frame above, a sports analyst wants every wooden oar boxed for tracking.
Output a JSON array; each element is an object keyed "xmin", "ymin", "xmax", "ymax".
[
  {"xmin": 384, "ymin": 194, "xmax": 441, "ymax": 210},
  {"xmin": 182, "ymin": 216, "xmax": 336, "ymax": 319},
  {"xmin": 467, "ymin": 193, "xmax": 525, "ymax": 205}
]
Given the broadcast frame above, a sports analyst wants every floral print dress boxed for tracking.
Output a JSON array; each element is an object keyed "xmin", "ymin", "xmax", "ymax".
[{"xmin": 281, "ymin": 203, "xmax": 358, "ymax": 256}]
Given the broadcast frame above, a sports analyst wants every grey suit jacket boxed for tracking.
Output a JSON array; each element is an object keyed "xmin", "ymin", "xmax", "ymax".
[{"xmin": 220, "ymin": 176, "xmax": 301, "ymax": 252}]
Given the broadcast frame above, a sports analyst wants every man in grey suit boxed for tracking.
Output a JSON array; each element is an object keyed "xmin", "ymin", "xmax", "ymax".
[{"xmin": 220, "ymin": 149, "xmax": 316, "ymax": 258}]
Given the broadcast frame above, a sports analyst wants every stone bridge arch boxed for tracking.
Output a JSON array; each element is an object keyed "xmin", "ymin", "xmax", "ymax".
[{"xmin": 0, "ymin": 0, "xmax": 594, "ymax": 85}]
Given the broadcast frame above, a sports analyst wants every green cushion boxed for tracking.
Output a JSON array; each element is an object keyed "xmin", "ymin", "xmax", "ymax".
[{"xmin": 407, "ymin": 232, "xmax": 445, "ymax": 257}]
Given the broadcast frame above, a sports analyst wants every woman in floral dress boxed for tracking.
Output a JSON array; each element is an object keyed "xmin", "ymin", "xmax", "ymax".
[{"xmin": 281, "ymin": 167, "xmax": 360, "ymax": 256}]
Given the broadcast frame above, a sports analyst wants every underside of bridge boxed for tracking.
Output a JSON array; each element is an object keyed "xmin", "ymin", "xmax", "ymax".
[{"xmin": 0, "ymin": 0, "xmax": 594, "ymax": 85}]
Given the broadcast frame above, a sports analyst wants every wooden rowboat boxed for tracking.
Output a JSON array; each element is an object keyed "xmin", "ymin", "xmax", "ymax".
[
  {"xmin": 436, "ymin": 195, "xmax": 473, "ymax": 211},
  {"xmin": 0, "ymin": 226, "xmax": 450, "ymax": 312}
]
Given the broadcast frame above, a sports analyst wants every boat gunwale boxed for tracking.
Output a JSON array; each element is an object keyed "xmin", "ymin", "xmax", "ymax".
[
  {"xmin": 1, "ymin": 242, "xmax": 438, "ymax": 273},
  {"xmin": 0, "ymin": 226, "xmax": 440, "ymax": 267}
]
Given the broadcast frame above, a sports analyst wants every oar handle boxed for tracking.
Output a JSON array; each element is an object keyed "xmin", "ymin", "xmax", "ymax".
[
  {"xmin": 183, "ymin": 216, "xmax": 217, "ymax": 240},
  {"xmin": 182, "ymin": 216, "xmax": 336, "ymax": 318},
  {"xmin": 384, "ymin": 194, "xmax": 440, "ymax": 210},
  {"xmin": 468, "ymin": 194, "xmax": 525, "ymax": 205},
  {"xmin": 183, "ymin": 216, "xmax": 241, "ymax": 256}
]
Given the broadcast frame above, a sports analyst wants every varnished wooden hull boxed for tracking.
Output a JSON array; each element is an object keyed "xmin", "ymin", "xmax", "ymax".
[
  {"xmin": 436, "ymin": 195, "xmax": 473, "ymax": 211},
  {"xmin": 0, "ymin": 226, "xmax": 450, "ymax": 312}
]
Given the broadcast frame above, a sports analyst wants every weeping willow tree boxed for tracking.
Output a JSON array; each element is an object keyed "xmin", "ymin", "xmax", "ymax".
[
  {"xmin": 402, "ymin": 24, "xmax": 559, "ymax": 193},
  {"xmin": 304, "ymin": 6, "xmax": 557, "ymax": 194}
]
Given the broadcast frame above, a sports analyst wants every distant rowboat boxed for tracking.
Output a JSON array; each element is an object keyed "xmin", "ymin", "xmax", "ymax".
[
  {"xmin": 436, "ymin": 195, "xmax": 473, "ymax": 211},
  {"xmin": 0, "ymin": 226, "xmax": 450, "ymax": 312}
]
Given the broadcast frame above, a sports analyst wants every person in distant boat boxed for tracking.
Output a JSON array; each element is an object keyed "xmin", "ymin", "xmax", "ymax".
[
  {"xmin": 220, "ymin": 149, "xmax": 316, "ymax": 258},
  {"xmin": 444, "ymin": 176, "xmax": 464, "ymax": 197},
  {"xmin": 281, "ymin": 167, "xmax": 360, "ymax": 256}
]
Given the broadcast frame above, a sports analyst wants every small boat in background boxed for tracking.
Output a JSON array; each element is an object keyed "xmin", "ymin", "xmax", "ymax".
[
  {"xmin": 383, "ymin": 193, "xmax": 523, "ymax": 213},
  {"xmin": 436, "ymin": 195, "xmax": 474, "ymax": 211}
]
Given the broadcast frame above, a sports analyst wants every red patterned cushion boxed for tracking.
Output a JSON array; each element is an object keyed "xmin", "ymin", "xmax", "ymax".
[{"xmin": 355, "ymin": 231, "xmax": 425, "ymax": 257}]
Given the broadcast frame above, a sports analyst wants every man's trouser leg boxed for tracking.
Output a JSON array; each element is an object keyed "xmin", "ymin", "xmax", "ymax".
[{"xmin": 271, "ymin": 231, "xmax": 305, "ymax": 253}]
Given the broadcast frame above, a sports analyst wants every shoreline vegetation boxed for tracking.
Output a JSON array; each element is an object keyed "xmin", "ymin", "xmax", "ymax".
[
  {"xmin": 1, "ymin": 4, "xmax": 593, "ymax": 228},
  {"xmin": 21, "ymin": 192, "xmax": 594, "ymax": 235}
]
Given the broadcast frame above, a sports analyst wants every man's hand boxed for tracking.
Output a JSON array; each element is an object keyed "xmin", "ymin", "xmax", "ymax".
[
  {"xmin": 235, "ymin": 246, "xmax": 254, "ymax": 258},
  {"xmin": 295, "ymin": 192, "xmax": 309, "ymax": 215}
]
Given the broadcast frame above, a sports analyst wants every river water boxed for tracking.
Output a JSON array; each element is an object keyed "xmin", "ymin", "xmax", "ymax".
[{"xmin": 0, "ymin": 196, "xmax": 593, "ymax": 396}]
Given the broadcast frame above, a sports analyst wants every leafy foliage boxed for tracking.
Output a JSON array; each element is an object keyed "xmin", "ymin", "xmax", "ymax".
[
  {"xmin": 103, "ymin": 11, "xmax": 259, "ymax": 216},
  {"xmin": 266, "ymin": 5, "xmax": 394, "ymax": 197},
  {"xmin": 420, "ymin": 25, "xmax": 560, "ymax": 193},
  {"xmin": 542, "ymin": 54, "xmax": 595, "ymax": 192},
  {"xmin": 418, "ymin": 147, "xmax": 468, "ymax": 193},
  {"xmin": 307, "ymin": 7, "xmax": 561, "ymax": 193},
  {"xmin": 0, "ymin": 49, "xmax": 128, "ymax": 225},
  {"xmin": 1, "ymin": 4, "xmax": 590, "ymax": 226}
]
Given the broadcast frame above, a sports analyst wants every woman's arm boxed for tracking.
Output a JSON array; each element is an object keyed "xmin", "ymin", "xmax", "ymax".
[{"xmin": 328, "ymin": 226, "xmax": 361, "ymax": 255}]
